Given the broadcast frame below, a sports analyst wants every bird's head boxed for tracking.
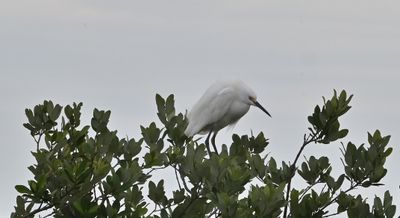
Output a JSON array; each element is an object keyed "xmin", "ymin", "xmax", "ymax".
[
  {"xmin": 233, "ymin": 80, "xmax": 271, "ymax": 117},
  {"xmin": 248, "ymin": 96, "xmax": 271, "ymax": 117}
]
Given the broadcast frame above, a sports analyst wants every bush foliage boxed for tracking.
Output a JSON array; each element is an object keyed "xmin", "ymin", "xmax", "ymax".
[{"xmin": 12, "ymin": 90, "xmax": 396, "ymax": 217}]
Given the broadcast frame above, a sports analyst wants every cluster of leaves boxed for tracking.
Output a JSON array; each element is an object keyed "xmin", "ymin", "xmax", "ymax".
[
  {"xmin": 289, "ymin": 130, "xmax": 395, "ymax": 218},
  {"xmin": 284, "ymin": 90, "xmax": 395, "ymax": 218},
  {"xmin": 13, "ymin": 101, "xmax": 149, "ymax": 217},
  {"xmin": 307, "ymin": 90, "xmax": 352, "ymax": 144},
  {"xmin": 12, "ymin": 90, "xmax": 396, "ymax": 217}
]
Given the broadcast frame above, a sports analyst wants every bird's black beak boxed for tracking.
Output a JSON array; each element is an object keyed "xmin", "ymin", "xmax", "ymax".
[{"xmin": 254, "ymin": 101, "xmax": 271, "ymax": 117}]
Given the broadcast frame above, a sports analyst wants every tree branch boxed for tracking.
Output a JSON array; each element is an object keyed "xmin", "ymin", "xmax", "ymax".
[
  {"xmin": 174, "ymin": 165, "xmax": 183, "ymax": 190},
  {"xmin": 23, "ymin": 203, "xmax": 53, "ymax": 218},
  {"xmin": 283, "ymin": 133, "xmax": 316, "ymax": 218},
  {"xmin": 318, "ymin": 182, "xmax": 361, "ymax": 215}
]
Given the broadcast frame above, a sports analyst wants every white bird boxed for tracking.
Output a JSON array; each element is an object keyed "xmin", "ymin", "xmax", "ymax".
[{"xmin": 184, "ymin": 80, "xmax": 271, "ymax": 155}]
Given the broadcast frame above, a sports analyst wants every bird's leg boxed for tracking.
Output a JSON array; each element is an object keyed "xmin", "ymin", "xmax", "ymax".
[
  {"xmin": 205, "ymin": 130, "xmax": 212, "ymax": 156},
  {"xmin": 211, "ymin": 131, "xmax": 219, "ymax": 155}
]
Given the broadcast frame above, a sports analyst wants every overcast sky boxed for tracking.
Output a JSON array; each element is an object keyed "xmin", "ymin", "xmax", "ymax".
[{"xmin": 1, "ymin": 1, "xmax": 399, "ymax": 217}]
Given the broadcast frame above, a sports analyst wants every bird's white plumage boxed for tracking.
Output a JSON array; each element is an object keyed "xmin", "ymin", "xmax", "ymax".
[{"xmin": 184, "ymin": 80, "xmax": 261, "ymax": 137}]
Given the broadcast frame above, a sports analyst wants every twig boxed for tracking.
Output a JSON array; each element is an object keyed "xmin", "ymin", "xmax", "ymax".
[
  {"xmin": 152, "ymin": 202, "xmax": 180, "ymax": 213},
  {"xmin": 323, "ymin": 211, "xmax": 342, "ymax": 217},
  {"xmin": 283, "ymin": 133, "xmax": 317, "ymax": 218},
  {"xmin": 144, "ymin": 166, "xmax": 168, "ymax": 177},
  {"xmin": 317, "ymin": 182, "xmax": 361, "ymax": 215},
  {"xmin": 174, "ymin": 166, "xmax": 182, "ymax": 190},
  {"xmin": 207, "ymin": 209, "xmax": 219, "ymax": 218},
  {"xmin": 23, "ymin": 182, "xmax": 82, "ymax": 217},
  {"xmin": 181, "ymin": 175, "xmax": 191, "ymax": 193},
  {"xmin": 99, "ymin": 184, "xmax": 111, "ymax": 206},
  {"xmin": 178, "ymin": 196, "xmax": 205, "ymax": 217},
  {"xmin": 24, "ymin": 204, "xmax": 53, "ymax": 218},
  {"xmin": 173, "ymin": 165, "xmax": 191, "ymax": 193},
  {"xmin": 299, "ymin": 181, "xmax": 318, "ymax": 200},
  {"xmin": 149, "ymin": 204, "xmax": 158, "ymax": 215},
  {"xmin": 34, "ymin": 132, "xmax": 43, "ymax": 151}
]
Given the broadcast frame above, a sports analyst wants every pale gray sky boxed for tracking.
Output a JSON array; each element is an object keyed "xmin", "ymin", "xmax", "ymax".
[{"xmin": 1, "ymin": 1, "xmax": 399, "ymax": 217}]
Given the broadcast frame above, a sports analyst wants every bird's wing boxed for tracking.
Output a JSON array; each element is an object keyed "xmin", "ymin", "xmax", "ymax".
[
  {"xmin": 187, "ymin": 87, "xmax": 235, "ymax": 135},
  {"xmin": 207, "ymin": 87, "xmax": 235, "ymax": 123}
]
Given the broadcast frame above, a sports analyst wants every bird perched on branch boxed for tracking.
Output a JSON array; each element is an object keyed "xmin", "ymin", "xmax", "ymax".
[{"xmin": 184, "ymin": 80, "xmax": 271, "ymax": 155}]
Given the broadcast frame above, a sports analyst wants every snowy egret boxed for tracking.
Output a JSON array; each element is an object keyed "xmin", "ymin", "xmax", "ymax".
[{"xmin": 184, "ymin": 80, "xmax": 271, "ymax": 155}]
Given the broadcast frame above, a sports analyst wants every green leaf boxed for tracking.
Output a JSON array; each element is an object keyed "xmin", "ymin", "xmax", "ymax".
[
  {"xmin": 15, "ymin": 185, "xmax": 32, "ymax": 194},
  {"xmin": 23, "ymin": 123, "xmax": 36, "ymax": 135},
  {"xmin": 36, "ymin": 175, "xmax": 47, "ymax": 194},
  {"xmin": 382, "ymin": 191, "xmax": 396, "ymax": 218},
  {"xmin": 65, "ymin": 105, "xmax": 73, "ymax": 119},
  {"xmin": 16, "ymin": 196, "xmax": 25, "ymax": 213},
  {"xmin": 165, "ymin": 94, "xmax": 175, "ymax": 120},
  {"xmin": 384, "ymin": 147, "xmax": 393, "ymax": 157},
  {"xmin": 156, "ymin": 94, "xmax": 165, "ymax": 113},
  {"xmin": 173, "ymin": 189, "xmax": 185, "ymax": 204},
  {"xmin": 336, "ymin": 174, "xmax": 345, "ymax": 189},
  {"xmin": 25, "ymin": 109, "xmax": 35, "ymax": 124},
  {"xmin": 126, "ymin": 138, "xmax": 143, "ymax": 157},
  {"xmin": 28, "ymin": 180, "xmax": 37, "ymax": 193},
  {"xmin": 148, "ymin": 180, "xmax": 166, "ymax": 205},
  {"xmin": 156, "ymin": 94, "xmax": 167, "ymax": 124},
  {"xmin": 251, "ymin": 154, "xmax": 266, "ymax": 179},
  {"xmin": 344, "ymin": 142, "xmax": 356, "ymax": 166},
  {"xmin": 49, "ymin": 104, "xmax": 62, "ymax": 122},
  {"xmin": 72, "ymin": 200, "xmax": 84, "ymax": 215},
  {"xmin": 88, "ymin": 205, "xmax": 99, "ymax": 215},
  {"xmin": 141, "ymin": 122, "xmax": 161, "ymax": 145},
  {"xmin": 161, "ymin": 209, "xmax": 169, "ymax": 218},
  {"xmin": 338, "ymin": 129, "xmax": 349, "ymax": 139},
  {"xmin": 248, "ymin": 132, "xmax": 269, "ymax": 154},
  {"xmin": 91, "ymin": 109, "xmax": 111, "ymax": 133}
]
